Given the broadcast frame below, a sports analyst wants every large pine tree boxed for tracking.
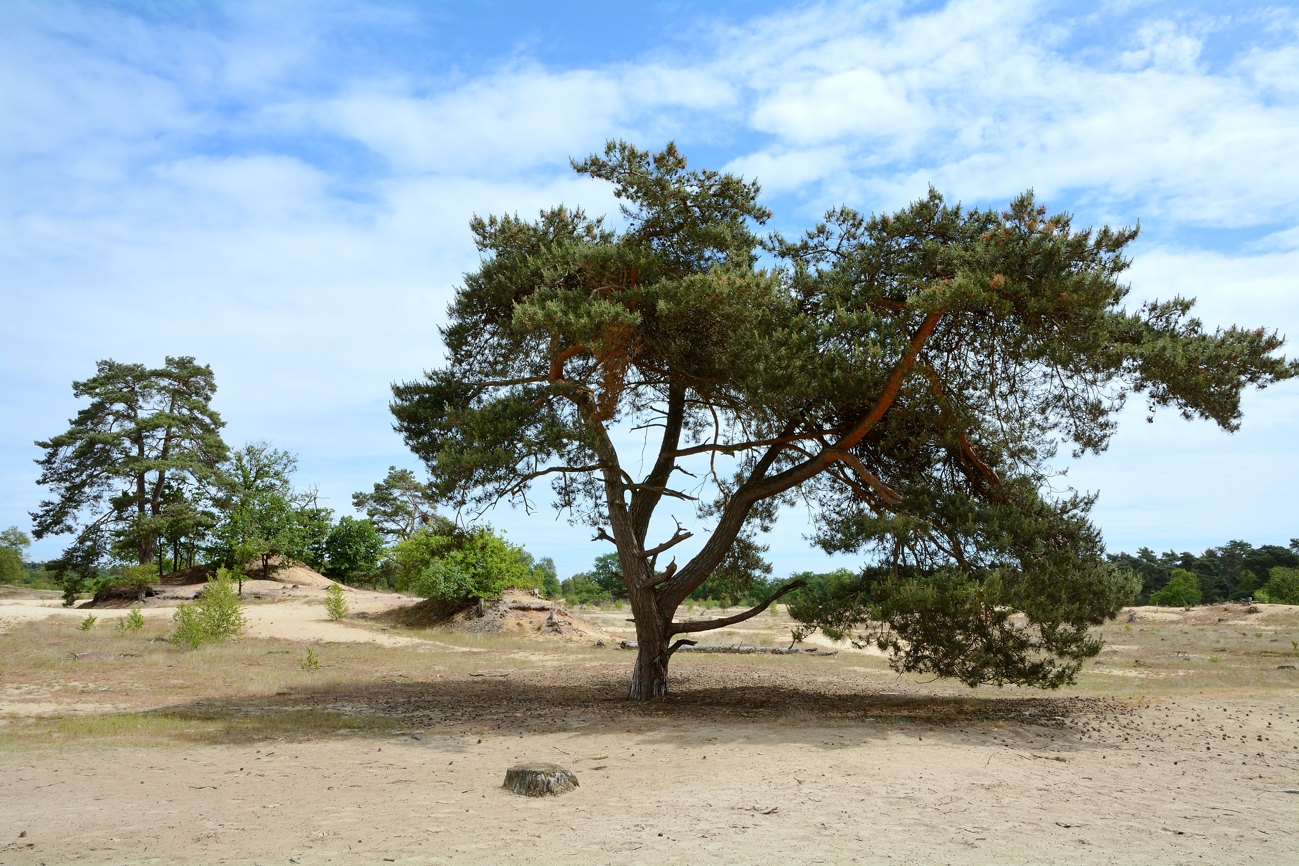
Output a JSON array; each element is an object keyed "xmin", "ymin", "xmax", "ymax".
[
  {"xmin": 391, "ymin": 141, "xmax": 1296, "ymax": 699},
  {"xmin": 33, "ymin": 357, "xmax": 228, "ymax": 597}
]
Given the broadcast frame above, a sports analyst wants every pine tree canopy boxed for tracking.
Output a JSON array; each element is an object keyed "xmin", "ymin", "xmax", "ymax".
[
  {"xmin": 32, "ymin": 357, "xmax": 228, "ymax": 589},
  {"xmin": 391, "ymin": 140, "xmax": 1297, "ymax": 699}
]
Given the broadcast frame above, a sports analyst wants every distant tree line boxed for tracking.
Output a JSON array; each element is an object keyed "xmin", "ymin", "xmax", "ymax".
[
  {"xmin": 1108, "ymin": 539, "xmax": 1299, "ymax": 605},
  {"xmin": 23, "ymin": 358, "xmax": 552, "ymax": 607}
]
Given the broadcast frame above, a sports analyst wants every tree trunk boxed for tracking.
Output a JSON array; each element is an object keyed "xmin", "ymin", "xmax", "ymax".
[{"xmin": 627, "ymin": 582, "xmax": 672, "ymax": 700}]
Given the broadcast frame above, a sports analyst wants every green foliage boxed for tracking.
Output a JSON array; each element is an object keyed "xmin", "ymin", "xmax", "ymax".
[
  {"xmin": 1234, "ymin": 569, "xmax": 1261, "ymax": 599},
  {"xmin": 1149, "ymin": 569, "xmax": 1203, "ymax": 607},
  {"xmin": 533, "ymin": 556, "xmax": 561, "ymax": 599},
  {"xmin": 352, "ymin": 467, "xmax": 444, "ymax": 541},
  {"xmin": 568, "ymin": 553, "xmax": 625, "ymax": 597},
  {"xmin": 387, "ymin": 525, "xmax": 462, "ymax": 591},
  {"xmin": 560, "ymin": 576, "xmax": 613, "ymax": 605},
  {"xmin": 208, "ymin": 443, "xmax": 333, "ymax": 576},
  {"xmin": 171, "ymin": 568, "xmax": 247, "ymax": 648},
  {"xmin": 108, "ymin": 563, "xmax": 159, "ymax": 601},
  {"xmin": 116, "ymin": 607, "xmax": 145, "ymax": 632},
  {"xmin": 77, "ymin": 613, "xmax": 97, "ymax": 631},
  {"xmin": 690, "ymin": 535, "xmax": 776, "ymax": 606},
  {"xmin": 302, "ymin": 646, "xmax": 320, "ymax": 671},
  {"xmin": 324, "ymin": 583, "xmax": 349, "ymax": 620},
  {"xmin": 323, "ymin": 517, "xmax": 384, "ymax": 583},
  {"xmin": 389, "ymin": 138, "xmax": 1295, "ymax": 694},
  {"xmin": 1109, "ymin": 540, "xmax": 1299, "ymax": 603},
  {"xmin": 789, "ymin": 554, "xmax": 1140, "ymax": 688},
  {"xmin": 411, "ymin": 528, "xmax": 535, "ymax": 604},
  {"xmin": 32, "ymin": 357, "xmax": 228, "ymax": 584},
  {"xmin": 1257, "ymin": 566, "xmax": 1299, "ymax": 605},
  {"xmin": 1, "ymin": 526, "xmax": 31, "ymax": 585}
]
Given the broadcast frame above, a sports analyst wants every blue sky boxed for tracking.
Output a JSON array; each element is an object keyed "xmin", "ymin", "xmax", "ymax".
[{"xmin": 2, "ymin": 0, "xmax": 1297, "ymax": 578}]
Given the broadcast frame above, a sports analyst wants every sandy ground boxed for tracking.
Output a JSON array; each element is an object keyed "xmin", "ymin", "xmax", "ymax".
[{"xmin": 2, "ymin": 588, "xmax": 1298, "ymax": 865}]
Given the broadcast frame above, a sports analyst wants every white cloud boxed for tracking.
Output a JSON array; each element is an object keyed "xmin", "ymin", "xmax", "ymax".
[
  {"xmin": 3, "ymin": 0, "xmax": 1299, "ymax": 571},
  {"xmin": 709, "ymin": 1, "xmax": 1299, "ymax": 225}
]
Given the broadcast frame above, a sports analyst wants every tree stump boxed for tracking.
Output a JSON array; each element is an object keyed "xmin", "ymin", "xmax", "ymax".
[{"xmin": 503, "ymin": 763, "xmax": 578, "ymax": 796}]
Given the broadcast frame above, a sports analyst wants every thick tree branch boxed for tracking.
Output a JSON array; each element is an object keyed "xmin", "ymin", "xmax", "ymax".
[
  {"xmin": 825, "ymin": 450, "xmax": 903, "ymax": 506},
  {"xmin": 549, "ymin": 343, "xmax": 585, "ymax": 382},
  {"xmin": 630, "ymin": 380, "xmax": 686, "ymax": 545},
  {"xmin": 668, "ymin": 579, "xmax": 808, "ymax": 636},
  {"xmin": 661, "ymin": 311, "xmax": 943, "ymax": 605},
  {"xmin": 958, "ymin": 432, "xmax": 1001, "ymax": 487},
  {"xmin": 642, "ymin": 521, "xmax": 693, "ymax": 559}
]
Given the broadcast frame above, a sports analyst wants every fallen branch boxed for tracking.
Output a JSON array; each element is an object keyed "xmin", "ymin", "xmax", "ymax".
[{"xmin": 619, "ymin": 641, "xmax": 835, "ymax": 656}]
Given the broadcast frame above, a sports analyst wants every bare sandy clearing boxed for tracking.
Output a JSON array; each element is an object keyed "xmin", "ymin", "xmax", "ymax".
[
  {"xmin": 2, "ymin": 685, "xmax": 1297, "ymax": 865},
  {"xmin": 2, "ymin": 594, "xmax": 1298, "ymax": 864}
]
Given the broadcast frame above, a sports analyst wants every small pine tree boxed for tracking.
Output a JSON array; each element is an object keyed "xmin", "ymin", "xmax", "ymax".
[
  {"xmin": 77, "ymin": 613, "xmax": 97, "ymax": 631},
  {"xmin": 324, "ymin": 583, "xmax": 349, "ymax": 620},
  {"xmin": 171, "ymin": 568, "xmax": 247, "ymax": 648},
  {"xmin": 302, "ymin": 646, "xmax": 320, "ymax": 671},
  {"xmin": 116, "ymin": 607, "xmax": 145, "ymax": 632}
]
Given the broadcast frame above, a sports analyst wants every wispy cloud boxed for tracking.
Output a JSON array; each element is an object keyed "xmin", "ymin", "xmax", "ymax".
[{"xmin": 2, "ymin": 0, "xmax": 1296, "ymax": 572}]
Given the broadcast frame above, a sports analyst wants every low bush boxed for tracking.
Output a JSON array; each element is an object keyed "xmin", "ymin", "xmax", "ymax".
[
  {"xmin": 411, "ymin": 528, "xmax": 537, "ymax": 605},
  {"xmin": 172, "ymin": 568, "xmax": 247, "ymax": 648},
  {"xmin": 116, "ymin": 607, "xmax": 145, "ymax": 632}
]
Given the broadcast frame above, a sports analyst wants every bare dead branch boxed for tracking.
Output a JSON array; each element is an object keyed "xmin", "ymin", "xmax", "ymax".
[
  {"xmin": 467, "ymin": 375, "xmax": 551, "ymax": 388},
  {"xmin": 667, "ymin": 638, "xmax": 698, "ymax": 656},
  {"xmin": 643, "ymin": 518, "xmax": 693, "ymax": 559}
]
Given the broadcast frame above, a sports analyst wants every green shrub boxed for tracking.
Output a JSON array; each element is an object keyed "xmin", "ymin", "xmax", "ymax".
[
  {"xmin": 77, "ymin": 613, "xmax": 97, "ymax": 631},
  {"xmin": 302, "ymin": 646, "xmax": 320, "ymax": 671},
  {"xmin": 116, "ymin": 607, "xmax": 145, "ymax": 632},
  {"xmin": 114, "ymin": 564, "xmax": 158, "ymax": 600},
  {"xmin": 561, "ymin": 576, "xmax": 612, "ymax": 605},
  {"xmin": 411, "ymin": 528, "xmax": 535, "ymax": 604},
  {"xmin": 1150, "ymin": 569, "xmax": 1202, "ymax": 607},
  {"xmin": 1257, "ymin": 567, "xmax": 1299, "ymax": 605},
  {"xmin": 171, "ymin": 568, "xmax": 247, "ymax": 648},
  {"xmin": 324, "ymin": 583, "xmax": 349, "ymax": 620}
]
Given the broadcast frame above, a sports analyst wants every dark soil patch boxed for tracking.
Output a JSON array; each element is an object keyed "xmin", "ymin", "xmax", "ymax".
[
  {"xmin": 204, "ymin": 661, "xmax": 1133, "ymax": 739},
  {"xmin": 159, "ymin": 565, "xmax": 215, "ymax": 586},
  {"xmin": 78, "ymin": 584, "xmax": 159, "ymax": 608}
]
